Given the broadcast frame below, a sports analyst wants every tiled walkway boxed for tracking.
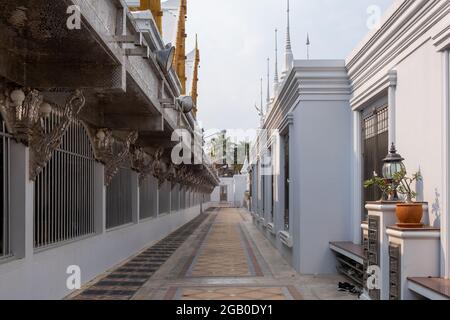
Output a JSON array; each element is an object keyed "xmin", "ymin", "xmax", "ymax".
[
  {"xmin": 70, "ymin": 207, "xmax": 357, "ymax": 300},
  {"xmin": 188, "ymin": 208, "xmax": 258, "ymax": 277}
]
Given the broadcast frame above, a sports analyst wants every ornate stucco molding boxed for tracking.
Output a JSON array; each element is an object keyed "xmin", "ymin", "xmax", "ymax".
[
  {"xmin": 151, "ymin": 147, "xmax": 169, "ymax": 187},
  {"xmin": 0, "ymin": 87, "xmax": 86, "ymax": 180},
  {"xmin": 166, "ymin": 163, "xmax": 178, "ymax": 187},
  {"xmin": 30, "ymin": 91, "xmax": 86, "ymax": 181},
  {"xmin": 131, "ymin": 147, "xmax": 154, "ymax": 185},
  {"xmin": 89, "ymin": 128, "xmax": 138, "ymax": 186}
]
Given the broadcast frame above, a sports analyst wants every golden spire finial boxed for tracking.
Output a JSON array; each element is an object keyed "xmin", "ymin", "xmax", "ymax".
[
  {"xmin": 174, "ymin": 0, "xmax": 188, "ymax": 94},
  {"xmin": 192, "ymin": 34, "xmax": 200, "ymax": 118}
]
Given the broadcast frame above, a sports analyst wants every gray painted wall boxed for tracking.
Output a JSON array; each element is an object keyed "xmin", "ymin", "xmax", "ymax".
[{"xmin": 294, "ymin": 100, "xmax": 352, "ymax": 274}]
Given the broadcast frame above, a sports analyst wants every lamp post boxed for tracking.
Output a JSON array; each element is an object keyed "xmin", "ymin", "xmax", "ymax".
[{"xmin": 382, "ymin": 143, "xmax": 406, "ymax": 201}]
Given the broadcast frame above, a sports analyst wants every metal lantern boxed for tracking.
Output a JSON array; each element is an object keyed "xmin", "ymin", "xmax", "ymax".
[{"xmin": 382, "ymin": 143, "xmax": 405, "ymax": 200}]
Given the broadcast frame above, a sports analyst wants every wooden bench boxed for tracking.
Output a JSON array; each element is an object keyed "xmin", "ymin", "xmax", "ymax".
[
  {"xmin": 408, "ymin": 277, "xmax": 450, "ymax": 300},
  {"xmin": 330, "ymin": 241, "xmax": 365, "ymax": 287}
]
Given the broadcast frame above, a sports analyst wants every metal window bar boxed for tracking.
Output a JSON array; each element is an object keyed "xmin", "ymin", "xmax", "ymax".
[
  {"xmin": 180, "ymin": 186, "xmax": 186, "ymax": 209},
  {"xmin": 34, "ymin": 112, "xmax": 96, "ymax": 249},
  {"xmin": 0, "ymin": 118, "xmax": 11, "ymax": 258},
  {"xmin": 158, "ymin": 180, "xmax": 170, "ymax": 215},
  {"xmin": 106, "ymin": 152, "xmax": 133, "ymax": 229},
  {"xmin": 362, "ymin": 106, "xmax": 389, "ymax": 220},
  {"xmin": 139, "ymin": 175, "xmax": 158, "ymax": 220},
  {"xmin": 171, "ymin": 183, "xmax": 179, "ymax": 213}
]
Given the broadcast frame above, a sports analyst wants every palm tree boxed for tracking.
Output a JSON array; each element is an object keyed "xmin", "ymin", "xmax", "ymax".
[{"xmin": 207, "ymin": 132, "xmax": 250, "ymax": 176}]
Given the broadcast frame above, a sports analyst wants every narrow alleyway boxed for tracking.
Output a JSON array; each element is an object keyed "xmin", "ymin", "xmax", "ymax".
[{"xmin": 70, "ymin": 207, "xmax": 356, "ymax": 300}]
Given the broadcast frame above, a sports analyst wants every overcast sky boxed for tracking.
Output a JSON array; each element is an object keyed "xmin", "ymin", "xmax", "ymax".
[{"xmin": 184, "ymin": 0, "xmax": 393, "ymax": 137}]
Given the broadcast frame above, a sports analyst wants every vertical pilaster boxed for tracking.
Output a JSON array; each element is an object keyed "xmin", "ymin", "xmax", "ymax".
[
  {"xmin": 388, "ymin": 70, "xmax": 397, "ymax": 148},
  {"xmin": 352, "ymin": 111, "xmax": 362, "ymax": 244},
  {"xmin": 442, "ymin": 50, "xmax": 450, "ymax": 279},
  {"xmin": 9, "ymin": 142, "xmax": 32, "ymax": 259},
  {"xmin": 288, "ymin": 121, "xmax": 294, "ymax": 235}
]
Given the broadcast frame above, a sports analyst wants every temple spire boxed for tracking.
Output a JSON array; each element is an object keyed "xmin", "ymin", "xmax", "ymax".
[
  {"xmin": 191, "ymin": 34, "xmax": 200, "ymax": 118},
  {"xmin": 174, "ymin": 0, "xmax": 188, "ymax": 94},
  {"xmin": 282, "ymin": 0, "xmax": 294, "ymax": 79},
  {"xmin": 273, "ymin": 29, "xmax": 279, "ymax": 96},
  {"xmin": 260, "ymin": 77, "xmax": 263, "ymax": 112}
]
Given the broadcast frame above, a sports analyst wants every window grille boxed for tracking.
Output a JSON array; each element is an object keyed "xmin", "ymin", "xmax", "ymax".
[
  {"xmin": 363, "ymin": 106, "xmax": 389, "ymax": 218},
  {"xmin": 158, "ymin": 180, "xmax": 171, "ymax": 215},
  {"xmin": 186, "ymin": 188, "xmax": 191, "ymax": 208},
  {"xmin": 180, "ymin": 185, "xmax": 186, "ymax": 209},
  {"xmin": 139, "ymin": 175, "xmax": 158, "ymax": 220},
  {"xmin": 0, "ymin": 118, "xmax": 11, "ymax": 258},
  {"xmin": 171, "ymin": 183, "xmax": 180, "ymax": 212},
  {"xmin": 34, "ymin": 113, "xmax": 96, "ymax": 249},
  {"xmin": 106, "ymin": 141, "xmax": 133, "ymax": 229}
]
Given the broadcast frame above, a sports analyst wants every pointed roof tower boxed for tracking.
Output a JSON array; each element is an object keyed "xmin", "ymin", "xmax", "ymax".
[
  {"xmin": 191, "ymin": 35, "xmax": 200, "ymax": 117},
  {"xmin": 273, "ymin": 29, "xmax": 279, "ymax": 96},
  {"xmin": 282, "ymin": 0, "xmax": 294, "ymax": 79}
]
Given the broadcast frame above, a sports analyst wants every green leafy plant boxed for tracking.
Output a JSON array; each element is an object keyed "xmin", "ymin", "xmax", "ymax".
[
  {"xmin": 392, "ymin": 170, "xmax": 422, "ymax": 203},
  {"xmin": 364, "ymin": 172, "xmax": 393, "ymax": 201}
]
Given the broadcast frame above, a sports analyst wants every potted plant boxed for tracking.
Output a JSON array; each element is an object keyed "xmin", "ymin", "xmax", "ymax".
[
  {"xmin": 364, "ymin": 169, "xmax": 424, "ymax": 228},
  {"xmin": 392, "ymin": 170, "xmax": 423, "ymax": 228},
  {"xmin": 364, "ymin": 172, "xmax": 394, "ymax": 201}
]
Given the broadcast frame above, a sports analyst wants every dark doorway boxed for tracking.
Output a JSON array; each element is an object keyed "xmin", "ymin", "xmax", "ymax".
[
  {"xmin": 362, "ymin": 106, "xmax": 389, "ymax": 218},
  {"xmin": 284, "ymin": 134, "xmax": 290, "ymax": 231}
]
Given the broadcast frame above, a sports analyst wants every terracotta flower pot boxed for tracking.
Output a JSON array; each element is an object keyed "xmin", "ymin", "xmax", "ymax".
[{"xmin": 395, "ymin": 203, "xmax": 423, "ymax": 228}]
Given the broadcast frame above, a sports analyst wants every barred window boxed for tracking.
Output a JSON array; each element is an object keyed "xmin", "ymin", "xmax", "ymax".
[
  {"xmin": 106, "ymin": 141, "xmax": 133, "ymax": 229},
  {"xmin": 186, "ymin": 188, "xmax": 191, "ymax": 208},
  {"xmin": 0, "ymin": 117, "xmax": 11, "ymax": 258},
  {"xmin": 139, "ymin": 175, "xmax": 158, "ymax": 220},
  {"xmin": 34, "ymin": 114, "xmax": 96, "ymax": 249},
  {"xmin": 158, "ymin": 180, "xmax": 171, "ymax": 215},
  {"xmin": 377, "ymin": 107, "xmax": 389, "ymax": 135},
  {"xmin": 180, "ymin": 185, "xmax": 186, "ymax": 209},
  {"xmin": 171, "ymin": 183, "xmax": 180, "ymax": 213},
  {"xmin": 363, "ymin": 106, "xmax": 389, "ymax": 218}
]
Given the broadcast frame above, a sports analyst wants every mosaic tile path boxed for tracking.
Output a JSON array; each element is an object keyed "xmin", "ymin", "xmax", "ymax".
[
  {"xmin": 187, "ymin": 208, "xmax": 262, "ymax": 277},
  {"xmin": 70, "ymin": 206, "xmax": 356, "ymax": 300},
  {"xmin": 69, "ymin": 212, "xmax": 213, "ymax": 300}
]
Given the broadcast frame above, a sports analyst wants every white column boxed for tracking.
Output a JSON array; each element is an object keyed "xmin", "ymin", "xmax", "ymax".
[
  {"xmin": 9, "ymin": 142, "xmax": 33, "ymax": 259},
  {"xmin": 351, "ymin": 111, "xmax": 362, "ymax": 244},
  {"xmin": 442, "ymin": 50, "xmax": 450, "ymax": 279},
  {"xmin": 388, "ymin": 70, "xmax": 398, "ymax": 148}
]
